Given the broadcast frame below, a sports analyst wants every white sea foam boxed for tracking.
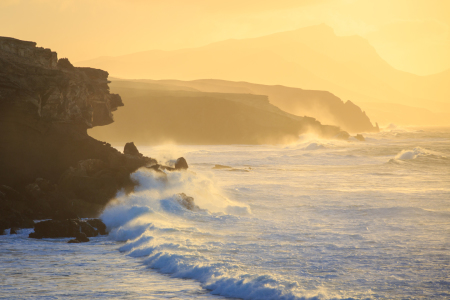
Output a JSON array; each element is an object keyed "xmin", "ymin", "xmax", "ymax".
[
  {"xmin": 395, "ymin": 148, "xmax": 423, "ymax": 160},
  {"xmin": 96, "ymin": 130, "xmax": 450, "ymax": 299},
  {"xmin": 100, "ymin": 167, "xmax": 314, "ymax": 300},
  {"xmin": 394, "ymin": 147, "xmax": 447, "ymax": 160}
]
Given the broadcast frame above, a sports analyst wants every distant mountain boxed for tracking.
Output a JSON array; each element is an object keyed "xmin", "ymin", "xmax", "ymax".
[
  {"xmin": 88, "ymin": 80, "xmax": 349, "ymax": 145},
  {"xmin": 77, "ymin": 24, "xmax": 450, "ymax": 126},
  {"xmin": 122, "ymin": 78, "xmax": 378, "ymax": 133}
]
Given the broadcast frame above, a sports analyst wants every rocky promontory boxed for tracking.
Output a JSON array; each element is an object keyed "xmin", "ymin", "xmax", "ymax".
[{"xmin": 0, "ymin": 37, "xmax": 163, "ymax": 233}]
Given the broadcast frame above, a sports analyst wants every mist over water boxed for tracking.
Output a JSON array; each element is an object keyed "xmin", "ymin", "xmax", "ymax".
[{"xmin": 2, "ymin": 127, "xmax": 449, "ymax": 299}]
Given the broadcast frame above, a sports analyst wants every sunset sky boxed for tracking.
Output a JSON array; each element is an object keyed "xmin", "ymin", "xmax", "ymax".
[{"xmin": 1, "ymin": 0, "xmax": 449, "ymax": 75}]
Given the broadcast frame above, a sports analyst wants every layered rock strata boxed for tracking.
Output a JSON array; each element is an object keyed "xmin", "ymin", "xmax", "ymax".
[{"xmin": 0, "ymin": 37, "xmax": 160, "ymax": 233}]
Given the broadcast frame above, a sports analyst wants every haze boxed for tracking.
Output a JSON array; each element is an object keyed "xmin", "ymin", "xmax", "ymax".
[
  {"xmin": 2, "ymin": 0, "xmax": 449, "ymax": 75},
  {"xmin": 2, "ymin": 0, "xmax": 449, "ymax": 127}
]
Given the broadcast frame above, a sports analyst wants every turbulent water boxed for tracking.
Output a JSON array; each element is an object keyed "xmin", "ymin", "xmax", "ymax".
[{"xmin": 1, "ymin": 127, "xmax": 450, "ymax": 299}]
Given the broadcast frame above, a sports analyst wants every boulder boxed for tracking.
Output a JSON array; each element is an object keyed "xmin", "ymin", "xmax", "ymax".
[
  {"xmin": 124, "ymin": 142, "xmax": 141, "ymax": 156},
  {"xmin": 174, "ymin": 157, "xmax": 188, "ymax": 170},
  {"xmin": 28, "ymin": 218, "xmax": 106, "ymax": 239},
  {"xmin": 29, "ymin": 219, "xmax": 80, "ymax": 239},
  {"xmin": 68, "ymin": 232, "xmax": 89, "ymax": 243},
  {"xmin": 87, "ymin": 219, "xmax": 107, "ymax": 235},
  {"xmin": 79, "ymin": 221, "xmax": 97, "ymax": 237}
]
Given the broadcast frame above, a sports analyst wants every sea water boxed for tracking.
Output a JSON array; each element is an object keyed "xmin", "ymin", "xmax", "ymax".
[{"xmin": 1, "ymin": 127, "xmax": 449, "ymax": 299}]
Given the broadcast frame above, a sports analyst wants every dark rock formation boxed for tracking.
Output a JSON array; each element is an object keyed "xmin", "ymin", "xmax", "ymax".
[
  {"xmin": 147, "ymin": 164, "xmax": 167, "ymax": 174},
  {"xmin": 124, "ymin": 142, "xmax": 141, "ymax": 156},
  {"xmin": 68, "ymin": 232, "xmax": 89, "ymax": 243},
  {"xmin": 175, "ymin": 157, "xmax": 188, "ymax": 170},
  {"xmin": 145, "ymin": 157, "xmax": 189, "ymax": 174},
  {"xmin": 87, "ymin": 218, "xmax": 107, "ymax": 235},
  {"xmin": 0, "ymin": 36, "xmax": 159, "ymax": 229},
  {"xmin": 29, "ymin": 218, "xmax": 106, "ymax": 239}
]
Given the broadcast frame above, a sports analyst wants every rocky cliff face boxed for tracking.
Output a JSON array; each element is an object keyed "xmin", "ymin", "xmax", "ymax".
[
  {"xmin": 0, "ymin": 37, "xmax": 157, "ymax": 233},
  {"xmin": 0, "ymin": 37, "xmax": 123, "ymax": 128},
  {"xmin": 143, "ymin": 79, "xmax": 379, "ymax": 133}
]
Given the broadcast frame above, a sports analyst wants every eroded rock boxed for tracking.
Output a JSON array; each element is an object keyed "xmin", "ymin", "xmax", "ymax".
[
  {"xmin": 68, "ymin": 232, "xmax": 89, "ymax": 243},
  {"xmin": 174, "ymin": 157, "xmax": 188, "ymax": 170},
  {"xmin": 29, "ymin": 218, "xmax": 107, "ymax": 240},
  {"xmin": 0, "ymin": 37, "xmax": 157, "ymax": 225},
  {"xmin": 124, "ymin": 142, "xmax": 141, "ymax": 156}
]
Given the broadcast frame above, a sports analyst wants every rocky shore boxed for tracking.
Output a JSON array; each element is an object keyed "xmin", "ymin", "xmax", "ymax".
[
  {"xmin": 0, "ymin": 37, "xmax": 183, "ymax": 235},
  {"xmin": 0, "ymin": 36, "xmax": 360, "ymax": 237}
]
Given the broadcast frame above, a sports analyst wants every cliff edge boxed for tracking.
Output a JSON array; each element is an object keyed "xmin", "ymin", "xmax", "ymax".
[{"xmin": 0, "ymin": 37, "xmax": 155, "ymax": 232}]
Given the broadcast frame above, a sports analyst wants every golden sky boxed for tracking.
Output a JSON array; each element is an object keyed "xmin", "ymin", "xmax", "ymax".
[{"xmin": 1, "ymin": 0, "xmax": 449, "ymax": 75}]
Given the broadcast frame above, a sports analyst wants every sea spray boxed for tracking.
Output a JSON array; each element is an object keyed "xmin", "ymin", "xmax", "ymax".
[
  {"xmin": 95, "ymin": 129, "xmax": 450, "ymax": 299},
  {"xmin": 99, "ymin": 168, "xmax": 318, "ymax": 300}
]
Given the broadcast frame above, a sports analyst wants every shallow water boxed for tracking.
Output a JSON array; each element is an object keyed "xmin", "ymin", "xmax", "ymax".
[{"xmin": 1, "ymin": 127, "xmax": 449, "ymax": 299}]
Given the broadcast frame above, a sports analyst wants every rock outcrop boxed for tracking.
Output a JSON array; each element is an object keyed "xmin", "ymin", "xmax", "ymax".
[
  {"xmin": 0, "ymin": 37, "xmax": 159, "ymax": 232},
  {"xmin": 124, "ymin": 142, "xmax": 141, "ymax": 156},
  {"xmin": 68, "ymin": 232, "xmax": 90, "ymax": 243},
  {"xmin": 175, "ymin": 157, "xmax": 189, "ymax": 170},
  {"xmin": 29, "ymin": 218, "xmax": 106, "ymax": 240}
]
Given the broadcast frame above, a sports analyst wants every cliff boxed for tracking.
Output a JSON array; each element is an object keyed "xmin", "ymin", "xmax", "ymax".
[
  {"xmin": 0, "ymin": 37, "xmax": 156, "ymax": 232},
  {"xmin": 88, "ymin": 80, "xmax": 349, "ymax": 145},
  {"xmin": 0, "ymin": 37, "xmax": 123, "ymax": 128},
  {"xmin": 135, "ymin": 79, "xmax": 379, "ymax": 133}
]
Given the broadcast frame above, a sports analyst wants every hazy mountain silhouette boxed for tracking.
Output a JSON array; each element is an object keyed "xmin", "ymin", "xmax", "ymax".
[
  {"xmin": 88, "ymin": 80, "xmax": 350, "ymax": 145},
  {"xmin": 77, "ymin": 24, "xmax": 450, "ymax": 125}
]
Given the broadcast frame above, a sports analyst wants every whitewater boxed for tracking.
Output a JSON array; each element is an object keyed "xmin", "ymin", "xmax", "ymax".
[{"xmin": 1, "ymin": 127, "xmax": 449, "ymax": 299}]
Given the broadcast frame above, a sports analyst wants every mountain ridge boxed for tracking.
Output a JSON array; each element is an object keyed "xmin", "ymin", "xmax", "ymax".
[{"xmin": 76, "ymin": 24, "xmax": 450, "ymax": 125}]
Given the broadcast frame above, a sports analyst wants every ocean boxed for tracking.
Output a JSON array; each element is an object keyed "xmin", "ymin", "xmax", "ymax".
[{"xmin": 1, "ymin": 127, "xmax": 449, "ymax": 299}]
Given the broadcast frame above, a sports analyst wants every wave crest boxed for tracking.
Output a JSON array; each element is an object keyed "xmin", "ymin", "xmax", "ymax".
[{"xmin": 394, "ymin": 147, "xmax": 447, "ymax": 160}]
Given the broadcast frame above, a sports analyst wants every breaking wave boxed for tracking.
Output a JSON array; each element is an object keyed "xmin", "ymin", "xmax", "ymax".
[
  {"xmin": 395, "ymin": 148, "xmax": 424, "ymax": 160},
  {"xmin": 393, "ymin": 147, "xmax": 447, "ymax": 161},
  {"xmin": 100, "ymin": 168, "xmax": 330, "ymax": 300}
]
